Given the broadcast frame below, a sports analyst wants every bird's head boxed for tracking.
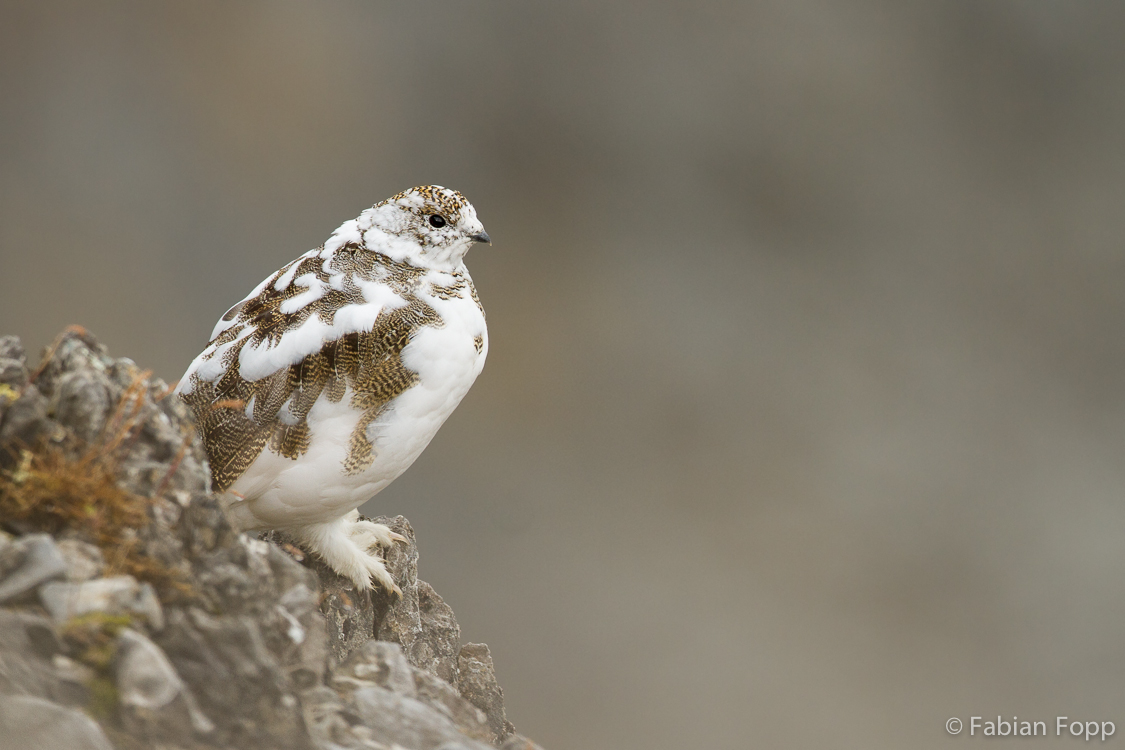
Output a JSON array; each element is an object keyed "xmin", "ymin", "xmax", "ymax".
[{"xmin": 359, "ymin": 185, "xmax": 490, "ymax": 270}]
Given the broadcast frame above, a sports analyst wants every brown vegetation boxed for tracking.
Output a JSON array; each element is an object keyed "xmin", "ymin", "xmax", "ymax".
[{"xmin": 0, "ymin": 352, "xmax": 190, "ymax": 598}]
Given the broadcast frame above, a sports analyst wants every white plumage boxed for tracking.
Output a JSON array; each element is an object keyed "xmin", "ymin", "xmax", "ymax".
[{"xmin": 175, "ymin": 186, "xmax": 490, "ymax": 595}]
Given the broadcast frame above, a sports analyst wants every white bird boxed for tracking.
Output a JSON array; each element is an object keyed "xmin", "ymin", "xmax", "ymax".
[{"xmin": 175, "ymin": 186, "xmax": 491, "ymax": 595}]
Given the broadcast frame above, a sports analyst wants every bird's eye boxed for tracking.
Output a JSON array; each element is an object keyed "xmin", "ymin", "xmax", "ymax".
[{"xmin": 428, "ymin": 215, "xmax": 447, "ymax": 228}]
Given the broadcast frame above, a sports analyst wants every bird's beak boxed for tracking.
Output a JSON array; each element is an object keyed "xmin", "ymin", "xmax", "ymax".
[{"xmin": 470, "ymin": 230, "xmax": 492, "ymax": 246}]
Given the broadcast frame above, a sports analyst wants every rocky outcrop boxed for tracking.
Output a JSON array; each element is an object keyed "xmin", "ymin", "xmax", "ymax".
[{"xmin": 0, "ymin": 328, "xmax": 542, "ymax": 750}]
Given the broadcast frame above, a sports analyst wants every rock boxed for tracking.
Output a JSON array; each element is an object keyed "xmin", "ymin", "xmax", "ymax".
[
  {"xmin": 0, "ymin": 609, "xmax": 65, "ymax": 701},
  {"xmin": 300, "ymin": 686, "xmax": 370, "ymax": 750},
  {"xmin": 415, "ymin": 581, "xmax": 464, "ymax": 681},
  {"xmin": 0, "ymin": 533, "xmax": 68, "ymax": 604},
  {"xmin": 372, "ymin": 517, "xmax": 463, "ymax": 683},
  {"xmin": 0, "ymin": 384, "xmax": 58, "ymax": 460},
  {"xmin": 0, "ymin": 693, "xmax": 115, "ymax": 750},
  {"xmin": 0, "ymin": 383, "xmax": 16, "ymax": 434},
  {"xmin": 413, "ymin": 666, "xmax": 494, "ymax": 743},
  {"xmin": 49, "ymin": 368, "xmax": 113, "ymax": 446},
  {"xmin": 115, "ymin": 627, "xmax": 214, "ymax": 737},
  {"xmin": 0, "ymin": 359, "xmax": 26, "ymax": 389},
  {"xmin": 0, "ymin": 328, "xmax": 543, "ymax": 750},
  {"xmin": 351, "ymin": 686, "xmax": 495, "ymax": 750},
  {"xmin": 457, "ymin": 643, "xmax": 515, "ymax": 743},
  {"xmin": 333, "ymin": 639, "xmax": 494, "ymax": 745},
  {"xmin": 29, "ymin": 328, "xmax": 113, "ymax": 397},
  {"xmin": 335, "ymin": 639, "xmax": 418, "ymax": 696},
  {"xmin": 0, "ymin": 336, "xmax": 28, "ymax": 434},
  {"xmin": 39, "ymin": 575, "xmax": 165, "ymax": 630},
  {"xmin": 0, "ymin": 335, "xmax": 25, "ymax": 364},
  {"xmin": 0, "ymin": 337, "xmax": 27, "ymax": 394},
  {"xmin": 21, "ymin": 611, "xmax": 64, "ymax": 658},
  {"xmin": 153, "ymin": 531, "xmax": 327, "ymax": 750},
  {"xmin": 55, "ymin": 538, "xmax": 106, "ymax": 582},
  {"xmin": 281, "ymin": 532, "xmax": 377, "ymax": 663},
  {"xmin": 51, "ymin": 653, "xmax": 98, "ymax": 705},
  {"xmin": 134, "ymin": 583, "xmax": 164, "ymax": 630}
]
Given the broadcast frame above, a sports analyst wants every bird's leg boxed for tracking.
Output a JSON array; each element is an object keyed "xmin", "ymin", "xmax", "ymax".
[
  {"xmin": 341, "ymin": 508, "xmax": 409, "ymax": 550},
  {"xmin": 291, "ymin": 516, "xmax": 402, "ymax": 597}
]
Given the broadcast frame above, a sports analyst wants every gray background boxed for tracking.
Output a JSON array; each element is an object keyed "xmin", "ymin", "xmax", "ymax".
[{"xmin": 3, "ymin": 2, "xmax": 1125, "ymax": 748}]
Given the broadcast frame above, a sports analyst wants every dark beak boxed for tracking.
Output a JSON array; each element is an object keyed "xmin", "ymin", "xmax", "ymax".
[{"xmin": 470, "ymin": 230, "xmax": 492, "ymax": 245}]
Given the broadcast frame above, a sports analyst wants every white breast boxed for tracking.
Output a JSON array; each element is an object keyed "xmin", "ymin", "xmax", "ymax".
[{"xmin": 229, "ymin": 280, "xmax": 487, "ymax": 529}]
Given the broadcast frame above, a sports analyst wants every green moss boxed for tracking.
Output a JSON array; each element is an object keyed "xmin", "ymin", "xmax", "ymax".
[
  {"xmin": 86, "ymin": 675, "xmax": 119, "ymax": 720},
  {"xmin": 63, "ymin": 611, "xmax": 134, "ymax": 633},
  {"xmin": 62, "ymin": 612, "xmax": 133, "ymax": 670}
]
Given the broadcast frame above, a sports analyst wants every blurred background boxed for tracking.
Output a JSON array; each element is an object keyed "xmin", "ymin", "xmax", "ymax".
[{"xmin": 3, "ymin": 1, "xmax": 1125, "ymax": 747}]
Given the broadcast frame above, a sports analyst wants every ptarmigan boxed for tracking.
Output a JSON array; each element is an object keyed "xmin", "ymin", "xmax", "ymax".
[{"xmin": 175, "ymin": 186, "xmax": 491, "ymax": 596}]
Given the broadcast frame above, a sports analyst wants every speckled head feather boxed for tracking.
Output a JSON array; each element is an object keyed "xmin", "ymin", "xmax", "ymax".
[
  {"xmin": 352, "ymin": 185, "xmax": 489, "ymax": 270},
  {"xmin": 390, "ymin": 184, "xmax": 470, "ymax": 219}
]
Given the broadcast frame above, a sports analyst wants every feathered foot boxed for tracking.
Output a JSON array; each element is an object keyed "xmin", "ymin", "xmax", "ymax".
[
  {"xmin": 291, "ymin": 513, "xmax": 403, "ymax": 597},
  {"xmin": 341, "ymin": 509, "xmax": 409, "ymax": 550}
]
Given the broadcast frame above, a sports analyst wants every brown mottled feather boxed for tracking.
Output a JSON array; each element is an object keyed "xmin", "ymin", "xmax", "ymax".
[{"xmin": 182, "ymin": 247, "xmax": 460, "ymax": 491}]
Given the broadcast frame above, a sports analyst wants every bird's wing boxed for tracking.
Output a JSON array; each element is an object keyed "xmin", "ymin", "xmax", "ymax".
[{"xmin": 176, "ymin": 244, "xmax": 441, "ymax": 492}]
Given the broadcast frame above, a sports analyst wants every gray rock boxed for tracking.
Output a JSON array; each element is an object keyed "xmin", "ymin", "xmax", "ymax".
[
  {"xmin": 275, "ymin": 529, "xmax": 377, "ymax": 663},
  {"xmin": 0, "ymin": 389, "xmax": 12, "ymax": 440},
  {"xmin": 49, "ymin": 367, "xmax": 113, "ymax": 445},
  {"xmin": 267, "ymin": 518, "xmax": 521, "ymax": 747},
  {"xmin": 0, "ymin": 693, "xmax": 114, "ymax": 750},
  {"xmin": 457, "ymin": 643, "xmax": 514, "ymax": 743},
  {"xmin": 372, "ymin": 516, "xmax": 463, "ymax": 683},
  {"xmin": 134, "ymin": 583, "xmax": 164, "ymax": 629},
  {"xmin": 0, "ymin": 610, "xmax": 65, "ymax": 701},
  {"xmin": 0, "ymin": 359, "xmax": 26, "ymax": 389},
  {"xmin": 55, "ymin": 538, "xmax": 106, "ymax": 582},
  {"xmin": 0, "ymin": 339, "xmax": 27, "ymax": 410},
  {"xmin": 0, "ymin": 328, "xmax": 545, "ymax": 750},
  {"xmin": 0, "ymin": 335, "xmax": 24, "ymax": 364},
  {"xmin": 51, "ymin": 653, "xmax": 97, "ymax": 706},
  {"xmin": 39, "ymin": 574, "xmax": 165, "ymax": 629},
  {"xmin": 300, "ymin": 686, "xmax": 376, "ymax": 750},
  {"xmin": 29, "ymin": 328, "xmax": 114, "ymax": 398},
  {"xmin": 158, "ymin": 606, "xmax": 308, "ymax": 748},
  {"xmin": 116, "ymin": 628, "xmax": 186, "ymax": 708},
  {"xmin": 333, "ymin": 627, "xmax": 492, "ymax": 745},
  {"xmin": 416, "ymin": 580, "xmax": 463, "ymax": 681},
  {"xmin": 21, "ymin": 612, "xmax": 64, "ymax": 659},
  {"xmin": 115, "ymin": 627, "xmax": 215, "ymax": 736},
  {"xmin": 0, "ymin": 533, "xmax": 68, "ymax": 604},
  {"xmin": 0, "ymin": 384, "xmax": 60, "ymax": 458},
  {"xmin": 336, "ymin": 639, "xmax": 417, "ymax": 697},
  {"xmin": 352, "ymin": 685, "xmax": 495, "ymax": 750},
  {"xmin": 153, "ymin": 531, "xmax": 326, "ymax": 750},
  {"xmin": 413, "ymin": 666, "xmax": 494, "ymax": 744}
]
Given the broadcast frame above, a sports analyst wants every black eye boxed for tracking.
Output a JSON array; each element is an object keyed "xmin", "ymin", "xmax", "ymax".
[{"xmin": 428, "ymin": 215, "xmax": 447, "ymax": 228}]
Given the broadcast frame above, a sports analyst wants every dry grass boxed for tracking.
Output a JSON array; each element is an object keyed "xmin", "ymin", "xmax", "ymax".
[{"xmin": 0, "ymin": 359, "xmax": 192, "ymax": 599}]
